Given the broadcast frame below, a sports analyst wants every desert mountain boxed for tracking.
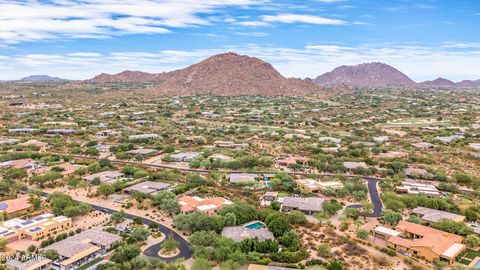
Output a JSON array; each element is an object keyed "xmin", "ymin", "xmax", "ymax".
[
  {"xmin": 314, "ymin": 62, "xmax": 416, "ymax": 87},
  {"xmin": 417, "ymin": 77, "xmax": 456, "ymax": 88},
  {"xmin": 89, "ymin": 52, "xmax": 335, "ymax": 96},
  {"xmin": 19, "ymin": 75, "xmax": 68, "ymax": 82},
  {"xmin": 417, "ymin": 78, "xmax": 480, "ymax": 88},
  {"xmin": 91, "ymin": 70, "xmax": 163, "ymax": 83}
]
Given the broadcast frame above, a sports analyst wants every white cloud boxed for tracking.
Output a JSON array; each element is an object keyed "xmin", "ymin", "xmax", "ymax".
[
  {"xmin": 2, "ymin": 43, "xmax": 480, "ymax": 82},
  {"xmin": 261, "ymin": 13, "xmax": 346, "ymax": 25},
  {"xmin": 442, "ymin": 42, "xmax": 480, "ymax": 49},
  {"xmin": 236, "ymin": 21, "xmax": 270, "ymax": 27},
  {"xmin": 0, "ymin": 0, "xmax": 265, "ymax": 43}
]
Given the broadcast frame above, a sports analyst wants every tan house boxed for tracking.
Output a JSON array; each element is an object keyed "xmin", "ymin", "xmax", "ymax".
[
  {"xmin": 0, "ymin": 213, "xmax": 72, "ymax": 243},
  {"xmin": 386, "ymin": 221, "xmax": 465, "ymax": 264},
  {"xmin": 296, "ymin": 179, "xmax": 344, "ymax": 193}
]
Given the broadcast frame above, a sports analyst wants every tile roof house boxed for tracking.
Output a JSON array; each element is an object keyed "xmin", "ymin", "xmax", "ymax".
[
  {"xmin": 411, "ymin": 207, "xmax": 466, "ymax": 223},
  {"xmin": 0, "ymin": 158, "xmax": 38, "ymax": 171},
  {"xmin": 276, "ymin": 156, "xmax": 308, "ymax": 167},
  {"xmin": 387, "ymin": 221, "xmax": 466, "ymax": 264},
  {"xmin": 281, "ymin": 196, "xmax": 324, "ymax": 215},
  {"xmin": 6, "ymin": 258, "xmax": 52, "ymax": 270},
  {"xmin": 178, "ymin": 196, "xmax": 232, "ymax": 215},
  {"xmin": 0, "ymin": 196, "xmax": 33, "ymax": 215},
  {"xmin": 221, "ymin": 226, "xmax": 274, "ymax": 242},
  {"xmin": 343, "ymin": 161, "xmax": 367, "ymax": 170}
]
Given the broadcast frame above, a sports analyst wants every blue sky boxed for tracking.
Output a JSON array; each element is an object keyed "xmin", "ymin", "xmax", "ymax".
[{"xmin": 0, "ymin": 0, "xmax": 479, "ymax": 81}]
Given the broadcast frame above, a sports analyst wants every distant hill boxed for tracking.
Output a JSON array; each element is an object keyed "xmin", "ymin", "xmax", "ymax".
[
  {"xmin": 89, "ymin": 52, "xmax": 345, "ymax": 96},
  {"xmin": 90, "ymin": 71, "xmax": 163, "ymax": 83},
  {"xmin": 19, "ymin": 75, "xmax": 68, "ymax": 82},
  {"xmin": 418, "ymin": 78, "xmax": 480, "ymax": 88},
  {"xmin": 314, "ymin": 62, "xmax": 416, "ymax": 87}
]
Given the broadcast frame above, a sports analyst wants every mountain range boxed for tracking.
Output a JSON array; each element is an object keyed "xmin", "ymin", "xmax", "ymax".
[
  {"xmin": 13, "ymin": 53, "xmax": 480, "ymax": 94},
  {"xmin": 90, "ymin": 52, "xmax": 340, "ymax": 96},
  {"xmin": 18, "ymin": 75, "xmax": 69, "ymax": 82}
]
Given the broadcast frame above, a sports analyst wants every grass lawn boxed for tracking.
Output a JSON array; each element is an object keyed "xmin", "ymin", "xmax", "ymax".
[
  {"xmin": 76, "ymin": 257, "xmax": 104, "ymax": 270},
  {"xmin": 458, "ymin": 249, "xmax": 480, "ymax": 265}
]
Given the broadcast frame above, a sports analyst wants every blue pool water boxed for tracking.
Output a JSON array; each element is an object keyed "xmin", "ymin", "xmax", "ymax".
[
  {"xmin": 475, "ymin": 261, "xmax": 480, "ymax": 269},
  {"xmin": 244, "ymin": 221, "xmax": 265, "ymax": 229}
]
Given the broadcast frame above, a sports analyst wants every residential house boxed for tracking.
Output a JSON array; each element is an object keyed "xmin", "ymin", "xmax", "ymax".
[
  {"xmin": 128, "ymin": 134, "xmax": 159, "ymax": 140},
  {"xmin": 276, "ymin": 156, "xmax": 308, "ymax": 167},
  {"xmin": 6, "ymin": 258, "xmax": 52, "ymax": 270},
  {"xmin": 296, "ymin": 179, "xmax": 344, "ymax": 194},
  {"xmin": 0, "ymin": 213, "xmax": 71, "ymax": 243},
  {"xmin": 0, "ymin": 196, "xmax": 33, "ymax": 217},
  {"xmin": 170, "ymin": 152, "xmax": 202, "ymax": 162},
  {"xmin": 45, "ymin": 129, "xmax": 75, "ymax": 135},
  {"xmin": 82, "ymin": 171, "xmax": 125, "ymax": 184},
  {"xmin": 396, "ymin": 181, "xmax": 440, "ymax": 197},
  {"xmin": 386, "ymin": 221, "xmax": 465, "ymax": 264},
  {"xmin": 411, "ymin": 142, "xmax": 435, "ymax": 149},
  {"xmin": 281, "ymin": 196, "xmax": 324, "ymax": 215},
  {"xmin": 0, "ymin": 158, "xmax": 38, "ymax": 171},
  {"xmin": 47, "ymin": 228, "xmax": 121, "ymax": 270},
  {"xmin": 343, "ymin": 161, "xmax": 368, "ymax": 170},
  {"xmin": 178, "ymin": 196, "xmax": 232, "ymax": 215},
  {"xmin": 411, "ymin": 207, "xmax": 466, "ymax": 224},
  {"xmin": 123, "ymin": 181, "xmax": 170, "ymax": 195},
  {"xmin": 221, "ymin": 226, "xmax": 274, "ymax": 242},
  {"xmin": 229, "ymin": 173, "xmax": 258, "ymax": 184}
]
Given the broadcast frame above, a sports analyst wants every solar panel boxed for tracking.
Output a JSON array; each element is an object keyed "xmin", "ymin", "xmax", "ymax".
[{"xmin": 28, "ymin": 227, "xmax": 42, "ymax": 232}]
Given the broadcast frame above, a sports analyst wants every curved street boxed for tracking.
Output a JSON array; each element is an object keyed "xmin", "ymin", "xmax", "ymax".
[
  {"xmin": 363, "ymin": 177, "xmax": 383, "ymax": 218},
  {"xmin": 39, "ymin": 191, "xmax": 193, "ymax": 262}
]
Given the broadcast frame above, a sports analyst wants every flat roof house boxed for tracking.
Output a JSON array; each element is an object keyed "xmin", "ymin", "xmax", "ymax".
[
  {"xmin": 296, "ymin": 179, "xmax": 344, "ymax": 193},
  {"xmin": 0, "ymin": 213, "xmax": 72, "ymax": 243},
  {"xmin": 82, "ymin": 170, "xmax": 125, "ymax": 184},
  {"xmin": 178, "ymin": 196, "xmax": 232, "ymax": 215},
  {"xmin": 396, "ymin": 181, "xmax": 440, "ymax": 197},
  {"xmin": 45, "ymin": 129, "xmax": 75, "ymax": 135},
  {"xmin": 170, "ymin": 152, "xmax": 202, "ymax": 162},
  {"xmin": 229, "ymin": 173, "xmax": 258, "ymax": 184},
  {"xmin": 128, "ymin": 134, "xmax": 159, "ymax": 140},
  {"xmin": 47, "ymin": 228, "xmax": 121, "ymax": 270},
  {"xmin": 411, "ymin": 207, "xmax": 466, "ymax": 223},
  {"xmin": 123, "ymin": 181, "xmax": 170, "ymax": 195},
  {"xmin": 281, "ymin": 196, "xmax": 324, "ymax": 215},
  {"xmin": 387, "ymin": 221, "xmax": 466, "ymax": 264}
]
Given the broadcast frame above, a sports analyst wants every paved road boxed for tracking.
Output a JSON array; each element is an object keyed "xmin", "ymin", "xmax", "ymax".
[
  {"xmin": 39, "ymin": 191, "xmax": 193, "ymax": 262},
  {"xmin": 363, "ymin": 177, "xmax": 383, "ymax": 218}
]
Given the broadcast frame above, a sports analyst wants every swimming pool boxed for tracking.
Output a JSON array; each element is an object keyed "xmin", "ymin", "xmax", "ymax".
[
  {"xmin": 244, "ymin": 221, "xmax": 265, "ymax": 230},
  {"xmin": 475, "ymin": 261, "xmax": 480, "ymax": 269}
]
